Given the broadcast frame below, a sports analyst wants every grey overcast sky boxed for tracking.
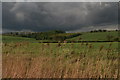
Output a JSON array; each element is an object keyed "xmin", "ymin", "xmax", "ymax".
[{"xmin": 2, "ymin": 2, "xmax": 118, "ymax": 32}]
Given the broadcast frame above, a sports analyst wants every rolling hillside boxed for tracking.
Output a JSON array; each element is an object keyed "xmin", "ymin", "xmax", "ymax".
[
  {"xmin": 2, "ymin": 31, "xmax": 120, "ymax": 43},
  {"xmin": 2, "ymin": 36, "xmax": 37, "ymax": 43},
  {"xmin": 67, "ymin": 31, "xmax": 119, "ymax": 41}
]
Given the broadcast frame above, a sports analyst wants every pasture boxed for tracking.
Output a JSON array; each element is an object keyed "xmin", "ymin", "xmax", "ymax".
[
  {"xmin": 2, "ymin": 35, "xmax": 37, "ymax": 43},
  {"xmin": 3, "ymin": 31, "xmax": 120, "ymax": 43},
  {"xmin": 2, "ymin": 41, "xmax": 119, "ymax": 78},
  {"xmin": 67, "ymin": 31, "xmax": 119, "ymax": 41},
  {"xmin": 2, "ymin": 31, "xmax": 119, "ymax": 78}
]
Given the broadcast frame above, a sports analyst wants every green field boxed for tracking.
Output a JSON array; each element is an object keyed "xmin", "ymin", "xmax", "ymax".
[
  {"xmin": 3, "ymin": 42, "xmax": 119, "ymax": 57},
  {"xmin": 2, "ymin": 31, "xmax": 119, "ymax": 78},
  {"xmin": 67, "ymin": 31, "xmax": 119, "ymax": 41},
  {"xmin": 2, "ymin": 35, "xmax": 37, "ymax": 43},
  {"xmin": 2, "ymin": 31, "xmax": 119, "ymax": 43}
]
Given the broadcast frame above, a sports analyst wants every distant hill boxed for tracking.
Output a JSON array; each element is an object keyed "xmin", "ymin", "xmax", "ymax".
[
  {"xmin": 3, "ymin": 30, "xmax": 81, "ymax": 41},
  {"xmin": 67, "ymin": 31, "xmax": 119, "ymax": 42},
  {"xmin": 2, "ymin": 30, "xmax": 120, "ymax": 43},
  {"xmin": 2, "ymin": 36, "xmax": 37, "ymax": 43}
]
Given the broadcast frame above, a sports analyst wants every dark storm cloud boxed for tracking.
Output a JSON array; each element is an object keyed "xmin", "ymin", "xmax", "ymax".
[{"xmin": 2, "ymin": 2, "xmax": 118, "ymax": 32}]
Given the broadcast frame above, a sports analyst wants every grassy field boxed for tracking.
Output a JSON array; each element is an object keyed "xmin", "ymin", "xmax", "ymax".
[
  {"xmin": 2, "ymin": 31, "xmax": 120, "ymax": 78},
  {"xmin": 3, "ymin": 31, "xmax": 120, "ymax": 43},
  {"xmin": 2, "ymin": 39, "xmax": 119, "ymax": 78},
  {"xmin": 67, "ymin": 31, "xmax": 119, "ymax": 41},
  {"xmin": 2, "ymin": 35, "xmax": 37, "ymax": 43}
]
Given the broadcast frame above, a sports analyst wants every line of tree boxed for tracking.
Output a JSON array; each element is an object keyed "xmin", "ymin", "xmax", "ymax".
[
  {"xmin": 3, "ymin": 30, "xmax": 81, "ymax": 41},
  {"xmin": 90, "ymin": 29, "xmax": 120, "ymax": 33},
  {"xmin": 90, "ymin": 29, "xmax": 107, "ymax": 33}
]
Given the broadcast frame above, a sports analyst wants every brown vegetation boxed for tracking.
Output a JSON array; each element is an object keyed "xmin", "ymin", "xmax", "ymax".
[{"xmin": 2, "ymin": 42, "xmax": 119, "ymax": 78}]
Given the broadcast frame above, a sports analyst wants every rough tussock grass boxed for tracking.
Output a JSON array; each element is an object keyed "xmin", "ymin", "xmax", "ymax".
[{"xmin": 2, "ymin": 42, "xmax": 119, "ymax": 78}]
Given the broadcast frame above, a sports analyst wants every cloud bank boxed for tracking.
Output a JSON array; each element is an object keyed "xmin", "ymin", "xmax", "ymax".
[{"xmin": 2, "ymin": 2, "xmax": 118, "ymax": 32}]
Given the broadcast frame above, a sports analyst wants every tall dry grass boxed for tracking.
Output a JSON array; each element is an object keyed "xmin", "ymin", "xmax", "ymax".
[{"xmin": 2, "ymin": 42, "xmax": 119, "ymax": 78}]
